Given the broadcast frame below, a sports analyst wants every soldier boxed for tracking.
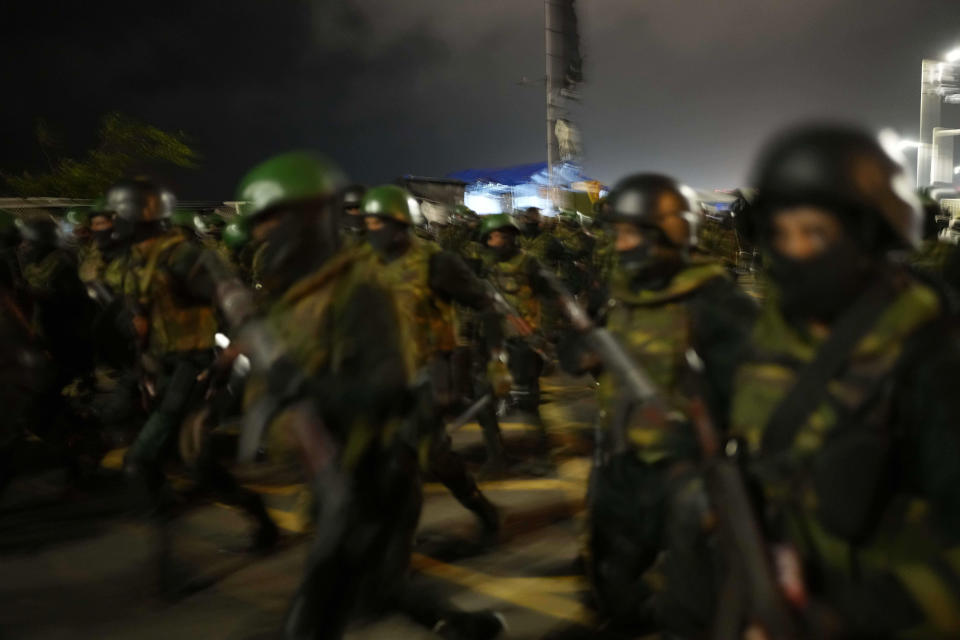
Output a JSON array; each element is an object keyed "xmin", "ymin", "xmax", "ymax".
[
  {"xmin": 360, "ymin": 184, "xmax": 503, "ymax": 531},
  {"xmin": 106, "ymin": 178, "xmax": 276, "ymax": 590},
  {"xmin": 78, "ymin": 198, "xmax": 119, "ymax": 285},
  {"xmin": 231, "ymin": 154, "xmax": 502, "ymax": 640},
  {"xmin": 339, "ymin": 183, "xmax": 367, "ymax": 239},
  {"xmin": 715, "ymin": 124, "xmax": 960, "ymax": 636},
  {"xmin": 477, "ymin": 213, "xmax": 553, "ymax": 461},
  {"xmin": 517, "ymin": 206, "xmax": 562, "ymax": 266},
  {"xmin": 558, "ymin": 174, "xmax": 757, "ymax": 636},
  {"xmin": 0, "ymin": 209, "xmax": 52, "ymax": 497}
]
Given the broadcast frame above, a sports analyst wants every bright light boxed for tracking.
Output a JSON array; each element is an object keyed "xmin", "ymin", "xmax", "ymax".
[
  {"xmin": 464, "ymin": 192, "xmax": 502, "ymax": 215},
  {"xmin": 946, "ymin": 47, "xmax": 960, "ymax": 63},
  {"xmin": 898, "ymin": 139, "xmax": 922, "ymax": 151},
  {"xmin": 954, "ymin": 165, "xmax": 960, "ymax": 175}
]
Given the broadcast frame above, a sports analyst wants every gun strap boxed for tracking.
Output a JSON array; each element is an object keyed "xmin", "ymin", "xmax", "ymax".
[{"xmin": 761, "ymin": 279, "xmax": 895, "ymax": 454}]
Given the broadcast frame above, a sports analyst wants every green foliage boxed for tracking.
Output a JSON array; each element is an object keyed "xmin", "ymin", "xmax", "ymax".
[{"xmin": 2, "ymin": 112, "xmax": 199, "ymax": 197}]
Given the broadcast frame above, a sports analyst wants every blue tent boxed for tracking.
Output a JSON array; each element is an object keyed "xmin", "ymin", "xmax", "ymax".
[
  {"xmin": 447, "ymin": 162, "xmax": 549, "ymax": 186},
  {"xmin": 446, "ymin": 162, "xmax": 599, "ymax": 214},
  {"xmin": 446, "ymin": 161, "xmax": 589, "ymax": 187}
]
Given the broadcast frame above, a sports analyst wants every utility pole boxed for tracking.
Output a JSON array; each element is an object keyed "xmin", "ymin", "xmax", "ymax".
[{"xmin": 545, "ymin": 0, "xmax": 561, "ymax": 203}]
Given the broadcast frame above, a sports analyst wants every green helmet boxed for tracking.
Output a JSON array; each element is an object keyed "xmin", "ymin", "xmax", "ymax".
[
  {"xmin": 235, "ymin": 151, "xmax": 347, "ymax": 224},
  {"xmin": 479, "ymin": 212, "xmax": 519, "ymax": 238},
  {"xmin": 194, "ymin": 212, "xmax": 226, "ymax": 235},
  {"xmin": 65, "ymin": 207, "xmax": 90, "ymax": 227},
  {"xmin": 360, "ymin": 184, "xmax": 416, "ymax": 225},
  {"xmin": 222, "ymin": 220, "xmax": 249, "ymax": 250},
  {"xmin": 557, "ymin": 209, "xmax": 580, "ymax": 227},
  {"xmin": 451, "ymin": 203, "xmax": 477, "ymax": 222},
  {"xmin": 170, "ymin": 209, "xmax": 197, "ymax": 229}
]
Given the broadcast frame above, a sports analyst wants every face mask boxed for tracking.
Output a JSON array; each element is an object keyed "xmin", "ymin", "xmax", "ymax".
[
  {"xmin": 93, "ymin": 230, "xmax": 114, "ymax": 250},
  {"xmin": 342, "ymin": 215, "xmax": 365, "ymax": 235},
  {"xmin": 257, "ymin": 228, "xmax": 306, "ymax": 293},
  {"xmin": 366, "ymin": 221, "xmax": 409, "ymax": 258},
  {"xmin": 616, "ymin": 228, "xmax": 683, "ymax": 289},
  {"xmin": 487, "ymin": 241, "xmax": 518, "ymax": 262},
  {"xmin": 767, "ymin": 241, "xmax": 874, "ymax": 323}
]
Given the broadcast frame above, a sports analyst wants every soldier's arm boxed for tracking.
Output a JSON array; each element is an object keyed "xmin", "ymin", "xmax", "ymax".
[
  {"xmin": 428, "ymin": 251, "xmax": 507, "ymax": 351},
  {"xmin": 687, "ymin": 277, "xmax": 759, "ymax": 433},
  {"xmin": 873, "ymin": 328, "xmax": 960, "ymax": 635},
  {"xmin": 427, "ymin": 250, "xmax": 491, "ymax": 309},
  {"xmin": 167, "ymin": 240, "xmax": 216, "ymax": 302}
]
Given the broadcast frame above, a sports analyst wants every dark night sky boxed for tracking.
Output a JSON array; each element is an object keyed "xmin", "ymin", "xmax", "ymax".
[{"xmin": 2, "ymin": 0, "xmax": 960, "ymax": 198}]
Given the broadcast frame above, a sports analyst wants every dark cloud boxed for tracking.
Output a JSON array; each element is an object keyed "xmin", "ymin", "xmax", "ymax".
[{"xmin": 1, "ymin": 0, "xmax": 959, "ymax": 197}]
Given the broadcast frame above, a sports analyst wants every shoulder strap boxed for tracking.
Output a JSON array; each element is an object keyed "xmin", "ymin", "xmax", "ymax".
[
  {"xmin": 139, "ymin": 235, "xmax": 184, "ymax": 299},
  {"xmin": 761, "ymin": 279, "xmax": 897, "ymax": 453}
]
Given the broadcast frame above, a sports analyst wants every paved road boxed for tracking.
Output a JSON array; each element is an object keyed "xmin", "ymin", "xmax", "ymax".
[{"xmin": 0, "ymin": 375, "xmax": 604, "ymax": 640}]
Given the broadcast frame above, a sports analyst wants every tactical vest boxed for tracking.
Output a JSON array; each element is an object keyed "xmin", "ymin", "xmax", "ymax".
[
  {"xmin": 484, "ymin": 249, "xmax": 541, "ymax": 334},
  {"xmin": 77, "ymin": 244, "xmax": 106, "ymax": 284},
  {"xmin": 376, "ymin": 237, "xmax": 457, "ymax": 371},
  {"xmin": 598, "ymin": 261, "xmax": 729, "ymax": 459},
  {"xmin": 121, "ymin": 232, "xmax": 217, "ymax": 357}
]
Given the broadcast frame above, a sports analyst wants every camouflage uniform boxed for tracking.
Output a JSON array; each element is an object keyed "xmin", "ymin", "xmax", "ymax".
[
  {"xmin": 723, "ymin": 274, "xmax": 960, "ymax": 636},
  {"xmin": 683, "ymin": 124, "xmax": 960, "ymax": 636},
  {"xmin": 246, "ymin": 246, "xmax": 410, "ymax": 480},
  {"xmin": 586, "ymin": 259, "xmax": 756, "ymax": 632},
  {"xmin": 120, "ymin": 228, "xmax": 219, "ymax": 483},
  {"xmin": 362, "ymin": 195, "xmax": 501, "ymax": 526}
]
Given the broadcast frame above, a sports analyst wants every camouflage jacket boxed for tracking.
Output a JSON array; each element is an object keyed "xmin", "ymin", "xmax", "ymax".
[
  {"xmin": 247, "ymin": 246, "xmax": 409, "ymax": 471},
  {"xmin": 372, "ymin": 237, "xmax": 457, "ymax": 373},
  {"xmin": 598, "ymin": 260, "xmax": 755, "ymax": 462},
  {"xmin": 481, "ymin": 248, "xmax": 543, "ymax": 336},
  {"xmin": 117, "ymin": 230, "xmax": 217, "ymax": 357},
  {"xmin": 729, "ymin": 272, "xmax": 960, "ymax": 635}
]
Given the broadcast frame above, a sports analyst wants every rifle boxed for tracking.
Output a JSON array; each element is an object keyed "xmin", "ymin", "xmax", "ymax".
[
  {"xmin": 535, "ymin": 264, "xmax": 800, "ymax": 640},
  {"xmin": 483, "ymin": 280, "xmax": 554, "ymax": 362},
  {"xmin": 199, "ymin": 251, "xmax": 338, "ymax": 471}
]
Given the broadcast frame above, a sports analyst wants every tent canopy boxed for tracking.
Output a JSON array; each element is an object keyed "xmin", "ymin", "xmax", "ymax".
[{"xmin": 447, "ymin": 161, "xmax": 591, "ymax": 188}]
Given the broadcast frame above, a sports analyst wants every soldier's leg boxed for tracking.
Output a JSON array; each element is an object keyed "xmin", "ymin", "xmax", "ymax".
[
  {"xmin": 506, "ymin": 339, "xmax": 550, "ymax": 457},
  {"xmin": 285, "ymin": 445, "xmax": 421, "ymax": 640},
  {"xmin": 123, "ymin": 356, "xmax": 206, "ymax": 594},
  {"xmin": 451, "ymin": 345, "xmax": 475, "ymax": 405},
  {"xmin": 124, "ymin": 358, "xmax": 203, "ymax": 501},
  {"xmin": 427, "ymin": 428, "xmax": 499, "ymax": 540},
  {"xmin": 476, "ymin": 397, "xmax": 507, "ymax": 472},
  {"xmin": 193, "ymin": 431, "xmax": 278, "ymax": 552}
]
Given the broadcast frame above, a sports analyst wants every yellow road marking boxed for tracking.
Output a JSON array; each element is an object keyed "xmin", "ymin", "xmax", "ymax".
[
  {"xmin": 243, "ymin": 483, "xmax": 305, "ymax": 496},
  {"xmin": 423, "ymin": 477, "xmax": 583, "ymax": 495},
  {"xmin": 266, "ymin": 507, "xmax": 311, "ymax": 533},
  {"xmin": 455, "ymin": 421, "xmax": 536, "ymax": 433},
  {"xmin": 100, "ymin": 447, "xmax": 128, "ymax": 471},
  {"xmin": 411, "ymin": 553, "xmax": 593, "ymax": 625},
  {"xmin": 505, "ymin": 575, "xmax": 587, "ymax": 594}
]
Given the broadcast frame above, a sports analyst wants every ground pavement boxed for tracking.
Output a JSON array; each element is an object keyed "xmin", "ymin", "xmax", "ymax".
[{"xmin": 0, "ymin": 375, "xmax": 606, "ymax": 640}]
